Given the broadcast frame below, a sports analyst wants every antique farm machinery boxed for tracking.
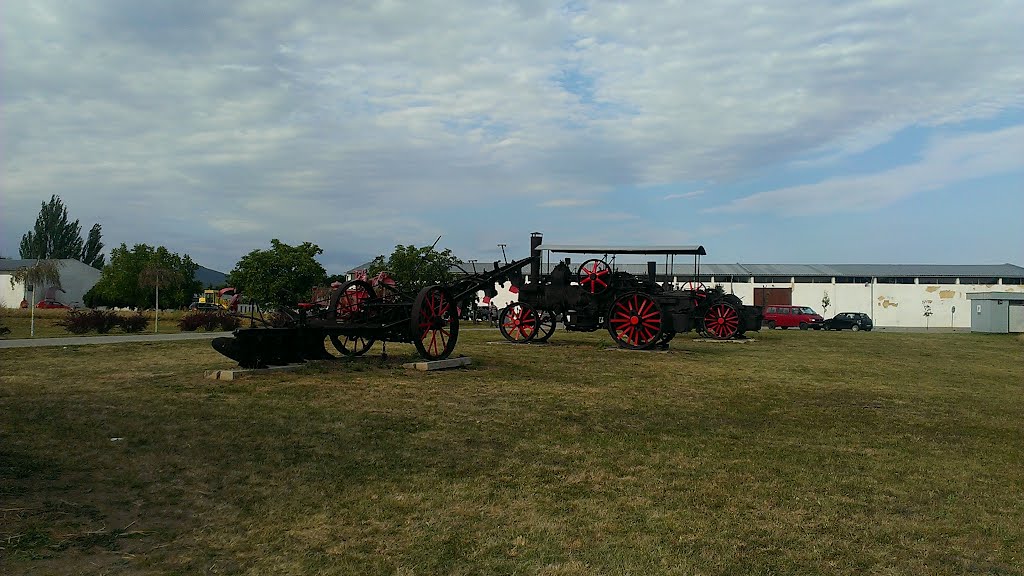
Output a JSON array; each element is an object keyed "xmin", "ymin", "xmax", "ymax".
[
  {"xmin": 497, "ymin": 233, "xmax": 762, "ymax": 349},
  {"xmin": 212, "ymin": 256, "xmax": 532, "ymax": 368}
]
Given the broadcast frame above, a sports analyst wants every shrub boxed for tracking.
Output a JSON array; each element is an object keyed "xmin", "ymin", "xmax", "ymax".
[
  {"xmin": 119, "ymin": 312, "xmax": 149, "ymax": 333},
  {"xmin": 58, "ymin": 309, "xmax": 121, "ymax": 334},
  {"xmin": 179, "ymin": 311, "xmax": 240, "ymax": 332}
]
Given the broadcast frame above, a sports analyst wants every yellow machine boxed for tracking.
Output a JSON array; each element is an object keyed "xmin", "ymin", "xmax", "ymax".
[{"xmin": 194, "ymin": 287, "xmax": 237, "ymax": 310}]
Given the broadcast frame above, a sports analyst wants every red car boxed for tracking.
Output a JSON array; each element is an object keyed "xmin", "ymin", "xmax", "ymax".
[
  {"xmin": 35, "ymin": 299, "xmax": 69, "ymax": 309},
  {"xmin": 762, "ymin": 305, "xmax": 824, "ymax": 330}
]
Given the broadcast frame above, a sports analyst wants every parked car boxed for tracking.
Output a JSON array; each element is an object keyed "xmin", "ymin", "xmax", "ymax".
[
  {"xmin": 35, "ymin": 299, "xmax": 69, "ymax": 309},
  {"xmin": 822, "ymin": 312, "xmax": 873, "ymax": 331},
  {"xmin": 762, "ymin": 305, "xmax": 824, "ymax": 330}
]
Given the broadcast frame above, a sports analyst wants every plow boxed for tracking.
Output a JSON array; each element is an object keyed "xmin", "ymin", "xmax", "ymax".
[
  {"xmin": 212, "ymin": 232, "xmax": 763, "ymax": 368},
  {"xmin": 212, "ymin": 256, "xmax": 529, "ymax": 368}
]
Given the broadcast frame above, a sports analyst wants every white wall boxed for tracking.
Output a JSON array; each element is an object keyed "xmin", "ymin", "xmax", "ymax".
[
  {"xmin": 0, "ymin": 273, "xmax": 25, "ymax": 309},
  {"xmin": 483, "ymin": 275, "xmax": 1024, "ymax": 329},
  {"xmin": 708, "ymin": 278, "xmax": 1022, "ymax": 328}
]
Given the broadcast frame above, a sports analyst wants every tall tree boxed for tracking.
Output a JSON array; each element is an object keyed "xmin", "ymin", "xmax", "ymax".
[
  {"xmin": 19, "ymin": 195, "xmax": 105, "ymax": 269},
  {"xmin": 228, "ymin": 240, "xmax": 327, "ymax": 307},
  {"xmin": 87, "ymin": 244, "xmax": 199, "ymax": 309},
  {"xmin": 81, "ymin": 224, "xmax": 105, "ymax": 268},
  {"xmin": 367, "ymin": 243, "xmax": 458, "ymax": 292},
  {"xmin": 9, "ymin": 260, "xmax": 63, "ymax": 337}
]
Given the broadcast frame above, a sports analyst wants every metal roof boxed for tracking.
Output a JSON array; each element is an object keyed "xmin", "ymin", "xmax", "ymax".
[
  {"xmin": 535, "ymin": 244, "xmax": 706, "ymax": 256},
  {"xmin": 0, "ymin": 258, "xmax": 85, "ymax": 271},
  {"xmin": 967, "ymin": 292, "xmax": 1024, "ymax": 301},
  {"xmin": 344, "ymin": 259, "xmax": 1024, "ymax": 278}
]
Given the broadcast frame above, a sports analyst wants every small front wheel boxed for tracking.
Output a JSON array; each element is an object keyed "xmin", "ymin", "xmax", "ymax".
[
  {"xmin": 799, "ymin": 322, "xmax": 808, "ymax": 330},
  {"xmin": 851, "ymin": 324, "xmax": 860, "ymax": 332},
  {"xmin": 608, "ymin": 292, "xmax": 664, "ymax": 349},
  {"xmin": 499, "ymin": 303, "xmax": 539, "ymax": 343}
]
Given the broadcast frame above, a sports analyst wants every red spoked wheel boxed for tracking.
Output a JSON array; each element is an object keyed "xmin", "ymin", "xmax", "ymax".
[
  {"xmin": 607, "ymin": 292, "xmax": 664, "ymax": 350},
  {"xmin": 703, "ymin": 302, "xmax": 740, "ymax": 340},
  {"xmin": 499, "ymin": 302, "xmax": 538, "ymax": 343},
  {"xmin": 682, "ymin": 281, "xmax": 706, "ymax": 292},
  {"xmin": 330, "ymin": 280, "xmax": 375, "ymax": 322},
  {"xmin": 410, "ymin": 286, "xmax": 459, "ymax": 360},
  {"xmin": 577, "ymin": 259, "xmax": 611, "ymax": 294},
  {"xmin": 330, "ymin": 334, "xmax": 375, "ymax": 356}
]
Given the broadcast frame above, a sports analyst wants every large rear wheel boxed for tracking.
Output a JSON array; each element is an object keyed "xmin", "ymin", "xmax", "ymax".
[
  {"xmin": 608, "ymin": 292, "xmax": 664, "ymax": 350},
  {"xmin": 410, "ymin": 286, "xmax": 459, "ymax": 360}
]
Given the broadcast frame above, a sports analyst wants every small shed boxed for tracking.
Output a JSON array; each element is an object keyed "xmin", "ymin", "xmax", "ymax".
[{"xmin": 967, "ymin": 292, "xmax": 1024, "ymax": 333}]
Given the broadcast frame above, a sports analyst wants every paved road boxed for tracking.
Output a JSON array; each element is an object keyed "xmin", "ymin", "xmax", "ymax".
[{"xmin": 0, "ymin": 332, "xmax": 233, "ymax": 349}]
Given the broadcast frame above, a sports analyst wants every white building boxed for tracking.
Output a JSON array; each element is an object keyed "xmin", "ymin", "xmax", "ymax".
[{"xmin": 0, "ymin": 259, "xmax": 102, "ymax": 309}]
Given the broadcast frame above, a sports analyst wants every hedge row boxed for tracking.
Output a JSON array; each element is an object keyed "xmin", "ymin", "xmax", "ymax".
[
  {"xmin": 178, "ymin": 311, "xmax": 241, "ymax": 332},
  {"xmin": 58, "ymin": 310, "xmax": 150, "ymax": 334}
]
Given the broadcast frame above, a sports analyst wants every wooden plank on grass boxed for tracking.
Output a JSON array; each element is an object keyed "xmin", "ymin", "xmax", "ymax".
[
  {"xmin": 204, "ymin": 364, "xmax": 306, "ymax": 380},
  {"xmin": 403, "ymin": 357, "xmax": 472, "ymax": 371}
]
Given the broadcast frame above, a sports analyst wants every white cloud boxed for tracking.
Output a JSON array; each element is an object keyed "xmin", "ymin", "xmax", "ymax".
[
  {"xmin": 1, "ymin": 1, "xmax": 1023, "ymax": 269},
  {"xmin": 708, "ymin": 125, "xmax": 1024, "ymax": 215},
  {"xmin": 537, "ymin": 198, "xmax": 596, "ymax": 208},
  {"xmin": 664, "ymin": 191, "xmax": 704, "ymax": 201}
]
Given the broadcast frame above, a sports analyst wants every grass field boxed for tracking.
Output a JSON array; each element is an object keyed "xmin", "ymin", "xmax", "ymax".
[
  {"xmin": 1, "ymin": 329, "xmax": 1022, "ymax": 575},
  {"xmin": 0, "ymin": 308, "xmax": 190, "ymax": 339}
]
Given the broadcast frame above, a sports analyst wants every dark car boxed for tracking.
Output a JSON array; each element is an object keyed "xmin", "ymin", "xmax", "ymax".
[{"xmin": 823, "ymin": 312, "xmax": 873, "ymax": 331}]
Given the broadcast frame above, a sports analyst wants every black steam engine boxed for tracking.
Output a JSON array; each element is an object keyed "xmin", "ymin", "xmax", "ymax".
[{"xmin": 497, "ymin": 233, "xmax": 762, "ymax": 349}]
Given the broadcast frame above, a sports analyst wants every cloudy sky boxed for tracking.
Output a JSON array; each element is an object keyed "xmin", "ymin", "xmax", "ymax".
[{"xmin": 2, "ymin": 0, "xmax": 1022, "ymax": 274}]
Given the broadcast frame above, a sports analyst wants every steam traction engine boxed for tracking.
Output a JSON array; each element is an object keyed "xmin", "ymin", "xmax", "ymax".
[{"xmin": 498, "ymin": 233, "xmax": 762, "ymax": 349}]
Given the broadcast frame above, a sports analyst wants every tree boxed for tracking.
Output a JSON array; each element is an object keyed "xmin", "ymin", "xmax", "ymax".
[
  {"xmin": 139, "ymin": 264, "xmax": 184, "ymax": 333},
  {"xmin": 9, "ymin": 260, "xmax": 63, "ymax": 337},
  {"xmin": 821, "ymin": 291, "xmax": 831, "ymax": 317},
  {"xmin": 228, "ymin": 240, "xmax": 326, "ymax": 307},
  {"xmin": 81, "ymin": 224, "xmax": 105, "ymax": 268},
  {"xmin": 367, "ymin": 243, "xmax": 458, "ymax": 292},
  {"xmin": 19, "ymin": 195, "xmax": 105, "ymax": 269},
  {"xmin": 87, "ymin": 244, "xmax": 199, "ymax": 309}
]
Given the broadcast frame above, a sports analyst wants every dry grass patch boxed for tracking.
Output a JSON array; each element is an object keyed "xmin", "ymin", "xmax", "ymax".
[
  {"xmin": 1, "ymin": 329, "xmax": 1022, "ymax": 574},
  {"xmin": 0, "ymin": 308, "xmax": 192, "ymax": 339}
]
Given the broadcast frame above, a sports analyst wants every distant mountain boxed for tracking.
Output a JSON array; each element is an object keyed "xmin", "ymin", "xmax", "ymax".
[{"xmin": 194, "ymin": 265, "xmax": 228, "ymax": 288}]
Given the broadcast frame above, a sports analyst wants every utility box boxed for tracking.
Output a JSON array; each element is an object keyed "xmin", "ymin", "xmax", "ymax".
[{"xmin": 967, "ymin": 292, "xmax": 1024, "ymax": 333}]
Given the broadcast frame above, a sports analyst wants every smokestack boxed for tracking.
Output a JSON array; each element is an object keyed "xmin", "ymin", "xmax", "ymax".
[
  {"xmin": 530, "ymin": 232, "xmax": 543, "ymax": 280},
  {"xmin": 647, "ymin": 261, "xmax": 657, "ymax": 283}
]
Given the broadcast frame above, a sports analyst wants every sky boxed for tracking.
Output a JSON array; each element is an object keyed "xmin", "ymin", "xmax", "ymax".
[{"xmin": 2, "ymin": 0, "xmax": 1023, "ymax": 275}]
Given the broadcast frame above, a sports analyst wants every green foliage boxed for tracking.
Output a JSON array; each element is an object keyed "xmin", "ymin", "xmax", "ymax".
[
  {"xmin": 19, "ymin": 195, "xmax": 105, "ymax": 268},
  {"xmin": 9, "ymin": 260, "xmax": 63, "ymax": 292},
  {"xmin": 227, "ymin": 239, "xmax": 326, "ymax": 307},
  {"xmin": 87, "ymin": 244, "xmax": 200, "ymax": 309},
  {"xmin": 367, "ymin": 243, "xmax": 458, "ymax": 292},
  {"xmin": 81, "ymin": 224, "xmax": 105, "ymax": 269}
]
